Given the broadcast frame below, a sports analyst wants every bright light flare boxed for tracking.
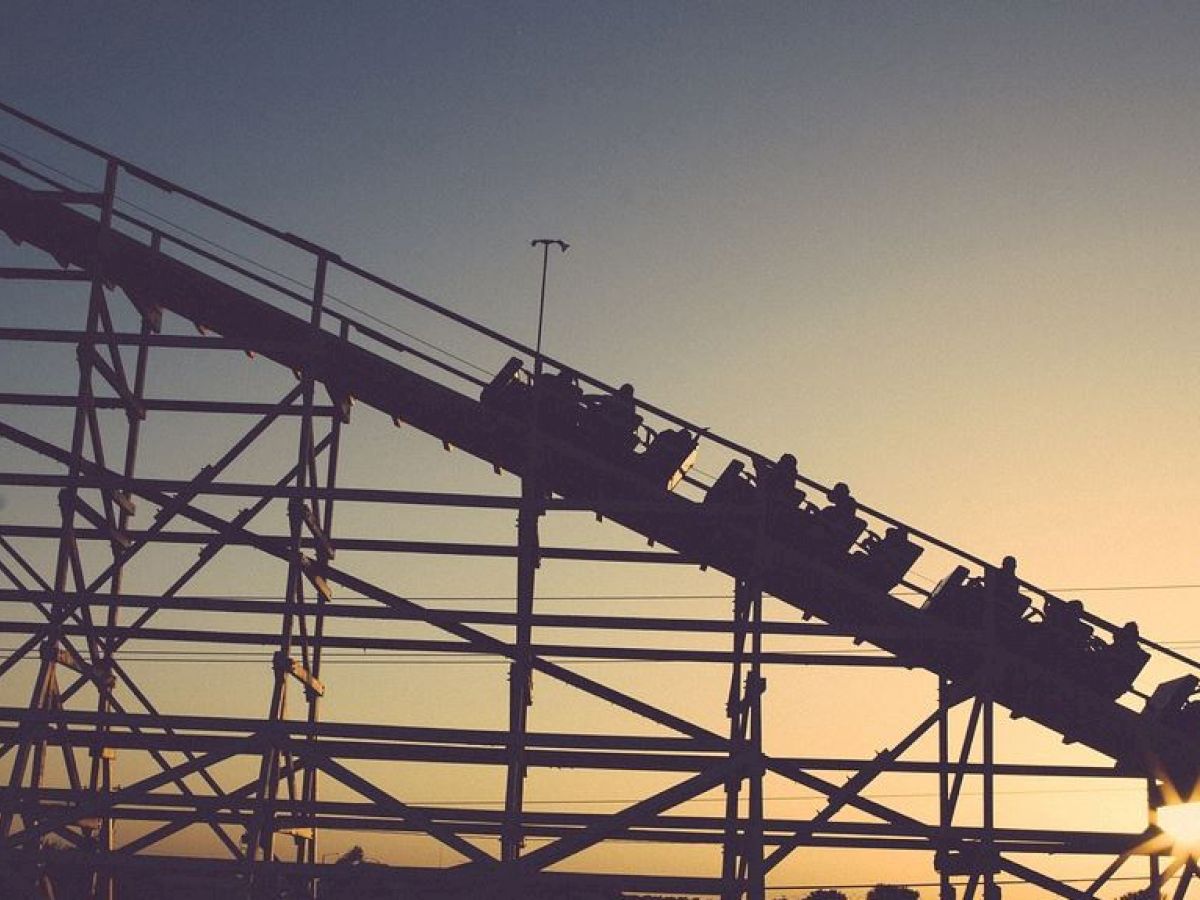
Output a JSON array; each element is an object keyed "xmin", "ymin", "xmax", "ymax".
[{"xmin": 1158, "ymin": 801, "xmax": 1200, "ymax": 855}]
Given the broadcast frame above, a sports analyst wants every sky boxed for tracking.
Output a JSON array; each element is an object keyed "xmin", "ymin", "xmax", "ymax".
[{"xmin": 1, "ymin": 2, "xmax": 1200, "ymax": 897}]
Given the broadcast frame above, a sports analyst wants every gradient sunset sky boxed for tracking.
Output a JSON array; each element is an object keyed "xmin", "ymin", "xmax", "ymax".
[{"xmin": 2, "ymin": 3, "xmax": 1199, "ymax": 896}]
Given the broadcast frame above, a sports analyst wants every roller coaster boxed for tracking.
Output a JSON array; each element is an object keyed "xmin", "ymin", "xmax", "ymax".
[{"xmin": 0, "ymin": 102, "xmax": 1197, "ymax": 899}]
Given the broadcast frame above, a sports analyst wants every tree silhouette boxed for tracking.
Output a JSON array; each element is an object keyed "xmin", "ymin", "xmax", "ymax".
[
  {"xmin": 800, "ymin": 890, "xmax": 849, "ymax": 900},
  {"xmin": 867, "ymin": 885, "xmax": 919, "ymax": 900},
  {"xmin": 1117, "ymin": 890, "xmax": 1163, "ymax": 900}
]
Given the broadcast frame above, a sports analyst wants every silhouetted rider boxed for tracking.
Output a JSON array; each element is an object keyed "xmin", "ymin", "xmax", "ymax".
[
  {"xmin": 758, "ymin": 452, "xmax": 800, "ymax": 502},
  {"xmin": 581, "ymin": 382, "xmax": 642, "ymax": 454}
]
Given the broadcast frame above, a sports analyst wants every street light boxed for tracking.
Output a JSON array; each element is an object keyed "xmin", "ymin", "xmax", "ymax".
[{"xmin": 530, "ymin": 238, "xmax": 568, "ymax": 378}]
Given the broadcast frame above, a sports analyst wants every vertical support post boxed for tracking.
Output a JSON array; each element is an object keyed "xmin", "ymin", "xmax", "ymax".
[
  {"xmin": 1149, "ymin": 777, "xmax": 1161, "ymax": 889},
  {"xmin": 1, "ymin": 160, "xmax": 120, "ymax": 900},
  {"xmin": 934, "ymin": 638, "xmax": 993, "ymax": 898},
  {"xmin": 722, "ymin": 577, "xmax": 765, "ymax": 900},
  {"xmin": 721, "ymin": 578, "xmax": 747, "ymax": 896},
  {"xmin": 503, "ymin": 267, "xmax": 555, "ymax": 870},
  {"xmin": 247, "ymin": 252, "xmax": 331, "ymax": 896},
  {"xmin": 502, "ymin": 472, "xmax": 541, "ymax": 864},
  {"xmin": 296, "ymin": 254, "xmax": 332, "ymax": 900},
  {"xmin": 981, "ymin": 573, "xmax": 999, "ymax": 900},
  {"xmin": 938, "ymin": 675, "xmax": 954, "ymax": 900},
  {"xmin": 89, "ymin": 257, "xmax": 152, "ymax": 900},
  {"xmin": 299, "ymin": 314, "xmax": 347, "ymax": 897},
  {"xmin": 745, "ymin": 579, "xmax": 766, "ymax": 900},
  {"xmin": 981, "ymin": 688, "xmax": 996, "ymax": 900}
]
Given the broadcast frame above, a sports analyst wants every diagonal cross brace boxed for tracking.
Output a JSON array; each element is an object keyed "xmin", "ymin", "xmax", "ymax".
[{"xmin": 293, "ymin": 747, "xmax": 493, "ymax": 864}]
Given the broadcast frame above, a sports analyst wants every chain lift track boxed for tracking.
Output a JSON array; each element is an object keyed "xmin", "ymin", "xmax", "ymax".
[{"xmin": 0, "ymin": 102, "xmax": 1198, "ymax": 899}]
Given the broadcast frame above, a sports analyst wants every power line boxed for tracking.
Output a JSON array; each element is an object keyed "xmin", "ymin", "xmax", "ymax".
[
  {"xmin": 0, "ymin": 649, "xmax": 894, "ymax": 666},
  {"xmin": 10, "ymin": 637, "xmax": 1200, "ymax": 664},
  {"xmin": 3, "ymin": 584, "xmax": 1194, "ymax": 605},
  {"xmin": 412, "ymin": 783, "xmax": 1143, "ymax": 810}
]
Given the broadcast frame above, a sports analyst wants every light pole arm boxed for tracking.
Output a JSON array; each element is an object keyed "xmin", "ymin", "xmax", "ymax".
[{"xmin": 530, "ymin": 238, "xmax": 569, "ymax": 377}]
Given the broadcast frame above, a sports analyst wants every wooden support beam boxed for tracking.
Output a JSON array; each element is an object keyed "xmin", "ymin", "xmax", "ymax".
[
  {"xmin": 298, "ymin": 555, "xmax": 333, "ymax": 602},
  {"xmin": 61, "ymin": 492, "xmax": 132, "ymax": 549},
  {"xmin": 105, "ymin": 488, "xmax": 135, "ymax": 516},
  {"xmin": 77, "ymin": 344, "xmax": 145, "ymax": 420},
  {"xmin": 273, "ymin": 652, "xmax": 325, "ymax": 698},
  {"xmin": 53, "ymin": 647, "xmax": 84, "ymax": 675},
  {"xmin": 0, "ymin": 267, "xmax": 90, "ymax": 281},
  {"xmin": 292, "ymin": 503, "xmax": 335, "ymax": 562},
  {"xmin": 324, "ymin": 385, "xmax": 353, "ymax": 424},
  {"xmin": 29, "ymin": 189, "xmax": 105, "ymax": 205}
]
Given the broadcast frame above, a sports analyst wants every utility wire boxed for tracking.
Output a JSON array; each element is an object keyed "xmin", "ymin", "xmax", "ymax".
[
  {"xmin": 407, "ymin": 782, "xmax": 1145, "ymax": 810},
  {"xmin": 0, "ymin": 649, "xmax": 895, "ymax": 665},
  {"xmin": 2, "ymin": 583, "xmax": 1192, "ymax": 604}
]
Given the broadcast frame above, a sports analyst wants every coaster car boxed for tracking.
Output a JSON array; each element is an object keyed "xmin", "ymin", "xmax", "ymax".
[
  {"xmin": 849, "ymin": 526, "xmax": 923, "ymax": 591},
  {"xmin": 480, "ymin": 356, "xmax": 531, "ymax": 414},
  {"xmin": 482, "ymin": 359, "xmax": 696, "ymax": 494},
  {"xmin": 637, "ymin": 427, "xmax": 699, "ymax": 491},
  {"xmin": 811, "ymin": 488, "xmax": 866, "ymax": 559},
  {"xmin": 1089, "ymin": 622, "xmax": 1149, "ymax": 700},
  {"xmin": 1144, "ymin": 674, "xmax": 1200, "ymax": 735}
]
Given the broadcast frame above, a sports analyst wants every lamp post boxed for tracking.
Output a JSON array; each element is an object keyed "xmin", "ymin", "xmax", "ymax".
[{"xmin": 530, "ymin": 238, "xmax": 568, "ymax": 378}]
